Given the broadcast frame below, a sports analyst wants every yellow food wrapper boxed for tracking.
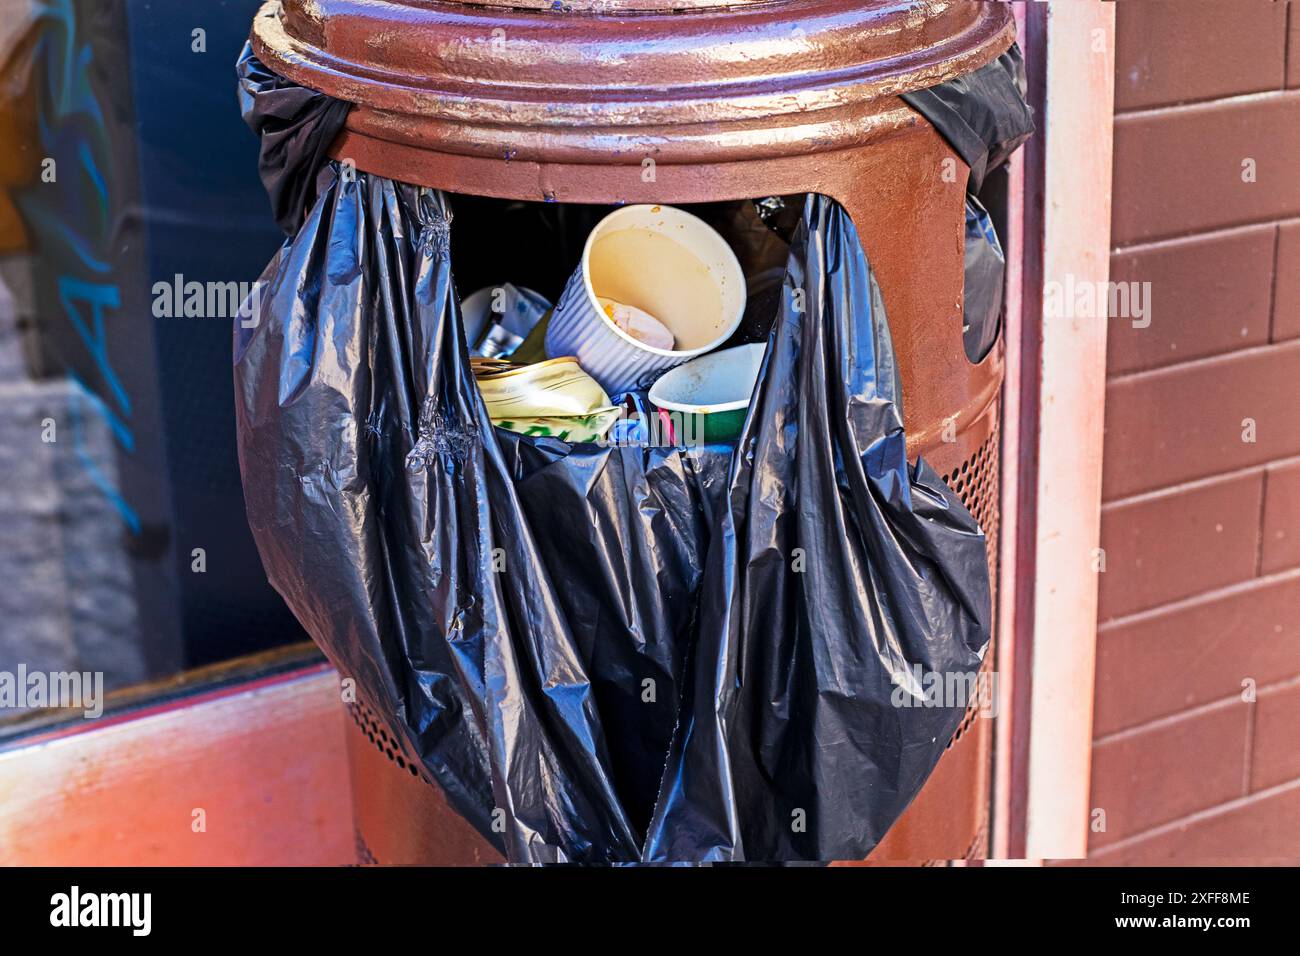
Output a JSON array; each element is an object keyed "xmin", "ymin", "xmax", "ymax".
[
  {"xmin": 473, "ymin": 355, "xmax": 621, "ymax": 442},
  {"xmin": 491, "ymin": 408, "xmax": 623, "ymax": 443},
  {"xmin": 473, "ymin": 356, "xmax": 611, "ymax": 419}
]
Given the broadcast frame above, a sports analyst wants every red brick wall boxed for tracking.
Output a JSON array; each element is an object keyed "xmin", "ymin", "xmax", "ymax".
[{"xmin": 1088, "ymin": 0, "xmax": 1300, "ymax": 863}]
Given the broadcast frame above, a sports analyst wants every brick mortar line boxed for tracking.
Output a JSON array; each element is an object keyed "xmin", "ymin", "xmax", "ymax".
[
  {"xmin": 1111, "ymin": 212, "xmax": 1300, "ymax": 257},
  {"xmin": 1113, "ymin": 85, "xmax": 1300, "ymax": 122},
  {"xmin": 1087, "ymin": 774, "xmax": 1300, "ymax": 860},
  {"xmin": 1097, "ymin": 562, "xmax": 1300, "ymax": 631},
  {"xmin": 1108, "ymin": 338, "xmax": 1295, "ymax": 385},
  {"xmin": 1093, "ymin": 671, "xmax": 1300, "ymax": 747},
  {"xmin": 1105, "ymin": 335, "xmax": 1300, "ymax": 388},
  {"xmin": 1242, "ymin": 686, "xmax": 1257, "ymax": 798},
  {"xmin": 1269, "ymin": 220, "xmax": 1283, "ymax": 344},
  {"xmin": 1256, "ymin": 464, "xmax": 1271, "ymax": 578},
  {"xmin": 1287, "ymin": 0, "xmax": 1294, "ymax": 96},
  {"xmin": 1101, "ymin": 451, "xmax": 1300, "ymax": 510},
  {"xmin": 1113, "ymin": 211, "xmax": 1300, "ymax": 254}
]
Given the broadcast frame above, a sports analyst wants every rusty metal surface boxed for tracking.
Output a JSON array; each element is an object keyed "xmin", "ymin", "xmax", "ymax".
[{"xmin": 251, "ymin": 0, "xmax": 1015, "ymax": 164}]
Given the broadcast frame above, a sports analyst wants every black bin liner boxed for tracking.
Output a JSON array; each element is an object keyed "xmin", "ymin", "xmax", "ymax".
[
  {"xmin": 901, "ymin": 45, "xmax": 1035, "ymax": 196},
  {"xmin": 234, "ymin": 46, "xmax": 996, "ymax": 862},
  {"xmin": 903, "ymin": 44, "xmax": 1035, "ymax": 366},
  {"xmin": 963, "ymin": 195, "xmax": 1007, "ymax": 364}
]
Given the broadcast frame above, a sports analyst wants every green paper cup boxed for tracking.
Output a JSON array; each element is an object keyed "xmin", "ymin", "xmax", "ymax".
[{"xmin": 648, "ymin": 343, "xmax": 766, "ymax": 444}]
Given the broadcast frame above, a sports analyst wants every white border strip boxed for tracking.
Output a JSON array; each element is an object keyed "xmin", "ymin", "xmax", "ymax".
[{"xmin": 1024, "ymin": 0, "xmax": 1115, "ymax": 860}]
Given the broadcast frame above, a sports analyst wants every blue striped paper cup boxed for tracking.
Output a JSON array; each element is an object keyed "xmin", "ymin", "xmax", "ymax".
[{"xmin": 544, "ymin": 204, "xmax": 746, "ymax": 396}]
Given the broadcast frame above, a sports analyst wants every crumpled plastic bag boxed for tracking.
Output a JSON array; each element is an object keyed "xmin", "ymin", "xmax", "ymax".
[
  {"xmin": 901, "ymin": 44, "xmax": 1035, "ymax": 195},
  {"xmin": 904, "ymin": 44, "xmax": 1035, "ymax": 365},
  {"xmin": 963, "ymin": 195, "xmax": 1007, "ymax": 364},
  {"xmin": 236, "ymin": 46, "xmax": 349, "ymax": 235},
  {"xmin": 234, "ymin": 45, "xmax": 994, "ymax": 863}
]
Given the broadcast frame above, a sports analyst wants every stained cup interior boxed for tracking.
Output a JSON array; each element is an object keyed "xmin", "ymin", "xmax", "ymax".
[{"xmin": 584, "ymin": 205, "xmax": 746, "ymax": 354}]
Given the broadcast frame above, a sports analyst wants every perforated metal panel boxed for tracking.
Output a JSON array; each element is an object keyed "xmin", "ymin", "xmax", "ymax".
[
  {"xmin": 344, "ymin": 698, "xmax": 501, "ymax": 866},
  {"xmin": 347, "ymin": 697, "xmax": 425, "ymax": 781},
  {"xmin": 942, "ymin": 419, "xmax": 1001, "ymax": 576},
  {"xmin": 861, "ymin": 394, "xmax": 1000, "ymax": 865},
  {"xmin": 939, "ymin": 412, "xmax": 1000, "ymax": 758}
]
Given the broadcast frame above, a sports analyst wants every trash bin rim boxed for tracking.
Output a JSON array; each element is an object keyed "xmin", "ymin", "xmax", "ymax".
[{"xmin": 250, "ymin": 0, "xmax": 1016, "ymax": 163}]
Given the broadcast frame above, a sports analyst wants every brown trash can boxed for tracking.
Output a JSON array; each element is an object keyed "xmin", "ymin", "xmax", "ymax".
[{"xmin": 254, "ymin": 0, "xmax": 1012, "ymax": 865}]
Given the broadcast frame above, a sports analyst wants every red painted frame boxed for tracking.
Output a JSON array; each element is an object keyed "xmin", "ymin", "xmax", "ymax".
[{"xmin": 0, "ymin": 649, "xmax": 354, "ymax": 866}]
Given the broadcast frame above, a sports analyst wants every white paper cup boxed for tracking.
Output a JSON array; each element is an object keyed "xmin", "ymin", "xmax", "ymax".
[{"xmin": 544, "ymin": 204, "xmax": 746, "ymax": 395}]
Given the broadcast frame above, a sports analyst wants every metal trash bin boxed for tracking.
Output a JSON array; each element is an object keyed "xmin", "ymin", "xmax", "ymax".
[{"xmin": 251, "ymin": 0, "xmax": 1012, "ymax": 864}]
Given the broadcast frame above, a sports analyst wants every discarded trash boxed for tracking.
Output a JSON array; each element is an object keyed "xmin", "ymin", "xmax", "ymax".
[
  {"xmin": 462, "ymin": 283, "xmax": 552, "ymax": 359},
  {"xmin": 473, "ymin": 355, "xmax": 610, "ymax": 418},
  {"xmin": 648, "ymin": 343, "xmax": 766, "ymax": 443},
  {"xmin": 473, "ymin": 356, "xmax": 620, "ymax": 441},
  {"xmin": 493, "ymin": 410, "xmax": 622, "ymax": 443},
  {"xmin": 545, "ymin": 204, "xmax": 746, "ymax": 395},
  {"xmin": 507, "ymin": 310, "xmax": 553, "ymax": 365},
  {"xmin": 598, "ymin": 298, "xmax": 675, "ymax": 351}
]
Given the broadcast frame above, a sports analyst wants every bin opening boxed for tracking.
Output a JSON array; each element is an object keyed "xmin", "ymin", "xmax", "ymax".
[{"xmin": 446, "ymin": 192, "xmax": 807, "ymax": 451}]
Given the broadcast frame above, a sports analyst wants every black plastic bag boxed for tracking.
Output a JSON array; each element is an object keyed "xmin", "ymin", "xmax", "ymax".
[
  {"xmin": 234, "ymin": 48, "xmax": 992, "ymax": 862},
  {"xmin": 963, "ymin": 195, "xmax": 1006, "ymax": 364},
  {"xmin": 236, "ymin": 45, "xmax": 350, "ymax": 235},
  {"xmin": 903, "ymin": 43, "xmax": 1034, "ymax": 367},
  {"xmin": 901, "ymin": 44, "xmax": 1035, "ymax": 195}
]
